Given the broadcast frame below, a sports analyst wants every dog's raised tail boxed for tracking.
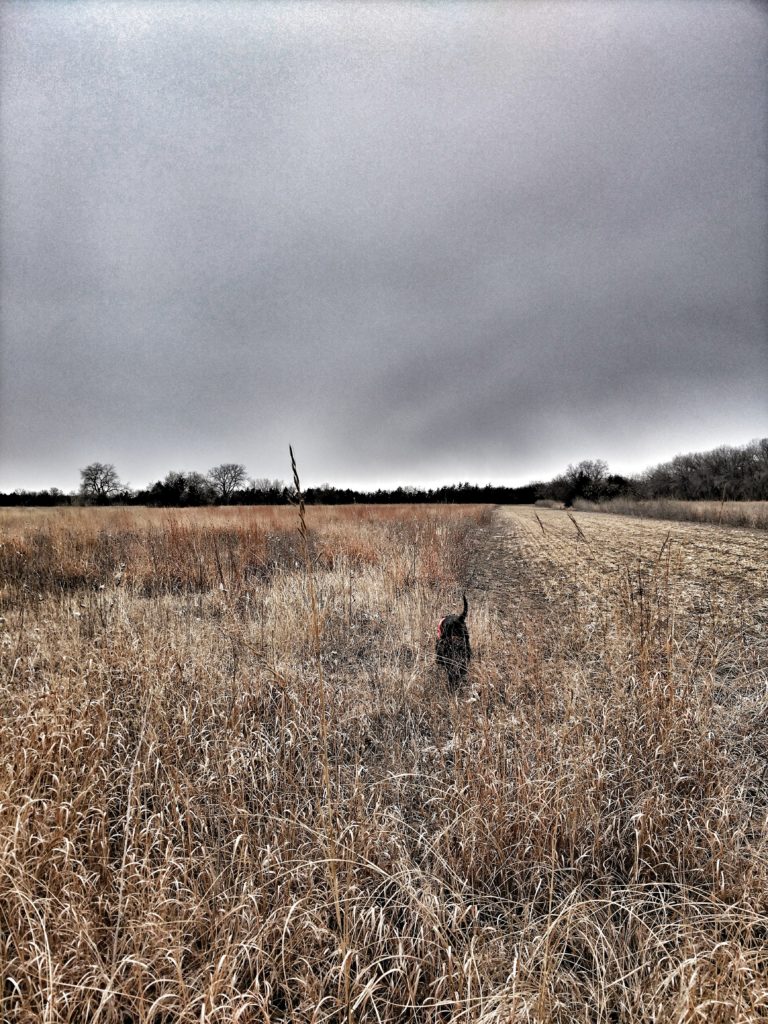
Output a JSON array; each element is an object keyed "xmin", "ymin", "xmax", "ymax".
[{"xmin": 460, "ymin": 593, "xmax": 468, "ymax": 620}]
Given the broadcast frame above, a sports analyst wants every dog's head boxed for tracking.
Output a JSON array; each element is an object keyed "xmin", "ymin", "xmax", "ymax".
[{"xmin": 437, "ymin": 613, "xmax": 468, "ymax": 641}]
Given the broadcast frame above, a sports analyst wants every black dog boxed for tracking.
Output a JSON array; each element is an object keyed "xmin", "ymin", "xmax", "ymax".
[{"xmin": 436, "ymin": 593, "xmax": 471, "ymax": 686}]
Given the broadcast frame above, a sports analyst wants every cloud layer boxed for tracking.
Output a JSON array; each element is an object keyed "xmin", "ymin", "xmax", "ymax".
[{"xmin": 1, "ymin": 1, "xmax": 766, "ymax": 491}]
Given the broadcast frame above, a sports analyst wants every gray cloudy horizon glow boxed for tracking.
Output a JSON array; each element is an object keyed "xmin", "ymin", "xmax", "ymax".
[{"xmin": 1, "ymin": 1, "xmax": 766, "ymax": 494}]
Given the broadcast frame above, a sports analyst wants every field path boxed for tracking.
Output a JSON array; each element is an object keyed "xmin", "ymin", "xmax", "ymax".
[{"xmin": 471, "ymin": 505, "xmax": 768, "ymax": 651}]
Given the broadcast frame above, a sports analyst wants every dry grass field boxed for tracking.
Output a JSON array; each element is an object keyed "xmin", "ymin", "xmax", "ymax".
[
  {"xmin": 573, "ymin": 498, "xmax": 768, "ymax": 531},
  {"xmin": 1, "ymin": 501, "xmax": 767, "ymax": 1022}
]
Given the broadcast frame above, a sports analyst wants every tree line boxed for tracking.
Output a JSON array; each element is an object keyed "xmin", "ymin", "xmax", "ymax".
[
  {"xmin": 538, "ymin": 439, "xmax": 768, "ymax": 504},
  {"xmin": 2, "ymin": 439, "xmax": 766, "ymax": 507}
]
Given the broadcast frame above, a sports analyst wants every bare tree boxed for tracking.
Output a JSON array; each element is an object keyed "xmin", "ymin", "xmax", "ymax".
[
  {"xmin": 208, "ymin": 463, "xmax": 247, "ymax": 503},
  {"xmin": 159, "ymin": 471, "xmax": 214, "ymax": 506},
  {"xmin": 638, "ymin": 439, "xmax": 768, "ymax": 501},
  {"xmin": 251, "ymin": 477, "xmax": 286, "ymax": 492},
  {"xmin": 564, "ymin": 459, "xmax": 609, "ymax": 502},
  {"xmin": 79, "ymin": 462, "xmax": 123, "ymax": 503}
]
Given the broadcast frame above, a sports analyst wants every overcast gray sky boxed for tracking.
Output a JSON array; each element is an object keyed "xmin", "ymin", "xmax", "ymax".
[{"xmin": 1, "ymin": 0, "xmax": 766, "ymax": 493}]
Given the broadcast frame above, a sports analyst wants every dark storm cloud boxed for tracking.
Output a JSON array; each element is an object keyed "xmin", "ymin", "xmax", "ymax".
[{"xmin": 1, "ymin": 1, "xmax": 766, "ymax": 491}]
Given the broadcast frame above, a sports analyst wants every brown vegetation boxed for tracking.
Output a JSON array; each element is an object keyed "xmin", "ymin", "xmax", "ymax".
[
  {"xmin": 574, "ymin": 497, "xmax": 768, "ymax": 530},
  {"xmin": 0, "ymin": 502, "xmax": 766, "ymax": 1022}
]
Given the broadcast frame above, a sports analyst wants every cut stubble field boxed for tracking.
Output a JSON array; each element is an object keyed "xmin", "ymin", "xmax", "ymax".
[{"xmin": 1, "ymin": 502, "xmax": 767, "ymax": 1022}]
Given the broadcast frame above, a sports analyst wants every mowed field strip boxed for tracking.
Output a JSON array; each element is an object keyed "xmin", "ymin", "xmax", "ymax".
[
  {"xmin": 471, "ymin": 505, "xmax": 768, "ymax": 830},
  {"xmin": 474, "ymin": 506, "xmax": 767, "ymax": 684},
  {"xmin": 477, "ymin": 505, "xmax": 768, "ymax": 626}
]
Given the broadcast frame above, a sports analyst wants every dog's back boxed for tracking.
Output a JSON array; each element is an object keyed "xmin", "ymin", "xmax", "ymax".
[{"xmin": 436, "ymin": 593, "xmax": 471, "ymax": 685}]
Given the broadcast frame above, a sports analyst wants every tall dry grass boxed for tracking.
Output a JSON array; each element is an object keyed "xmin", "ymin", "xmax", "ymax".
[
  {"xmin": 574, "ymin": 496, "xmax": 768, "ymax": 530},
  {"xmin": 0, "ymin": 500, "xmax": 766, "ymax": 1022}
]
